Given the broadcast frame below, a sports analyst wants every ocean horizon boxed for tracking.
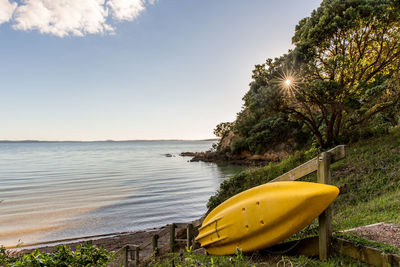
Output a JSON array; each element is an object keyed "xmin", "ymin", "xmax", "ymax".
[{"xmin": 0, "ymin": 139, "xmax": 219, "ymax": 143}]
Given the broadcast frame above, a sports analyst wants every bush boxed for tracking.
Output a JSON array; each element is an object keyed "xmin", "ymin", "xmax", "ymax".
[
  {"xmin": 0, "ymin": 242, "xmax": 114, "ymax": 267},
  {"xmin": 231, "ymin": 138, "xmax": 249, "ymax": 154}
]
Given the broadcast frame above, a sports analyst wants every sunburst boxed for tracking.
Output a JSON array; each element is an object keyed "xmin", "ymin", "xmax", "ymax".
[{"xmin": 272, "ymin": 69, "xmax": 301, "ymax": 98}]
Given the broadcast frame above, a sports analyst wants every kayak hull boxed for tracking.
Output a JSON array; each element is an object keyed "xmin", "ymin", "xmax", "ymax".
[{"xmin": 195, "ymin": 181, "xmax": 339, "ymax": 255}]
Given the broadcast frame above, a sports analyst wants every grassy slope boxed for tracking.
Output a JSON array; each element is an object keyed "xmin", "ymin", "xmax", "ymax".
[
  {"xmin": 331, "ymin": 129, "xmax": 400, "ymax": 229},
  {"xmin": 153, "ymin": 129, "xmax": 400, "ymax": 266}
]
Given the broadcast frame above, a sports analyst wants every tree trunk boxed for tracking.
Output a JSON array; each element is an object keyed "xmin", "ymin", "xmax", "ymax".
[
  {"xmin": 325, "ymin": 111, "xmax": 336, "ymax": 148},
  {"xmin": 334, "ymin": 110, "xmax": 342, "ymax": 144}
]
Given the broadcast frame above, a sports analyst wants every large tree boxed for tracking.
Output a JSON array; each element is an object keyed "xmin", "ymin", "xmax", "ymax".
[
  {"xmin": 216, "ymin": 0, "xmax": 400, "ymax": 152},
  {"xmin": 280, "ymin": 0, "xmax": 400, "ymax": 147}
]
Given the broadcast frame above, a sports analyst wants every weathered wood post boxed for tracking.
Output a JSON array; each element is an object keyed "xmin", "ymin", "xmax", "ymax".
[
  {"xmin": 152, "ymin": 234, "xmax": 159, "ymax": 255},
  {"xmin": 124, "ymin": 246, "xmax": 129, "ymax": 267},
  {"xmin": 170, "ymin": 223, "xmax": 176, "ymax": 252},
  {"xmin": 187, "ymin": 223, "xmax": 194, "ymax": 249},
  {"xmin": 317, "ymin": 151, "xmax": 332, "ymax": 261},
  {"xmin": 133, "ymin": 246, "xmax": 140, "ymax": 266}
]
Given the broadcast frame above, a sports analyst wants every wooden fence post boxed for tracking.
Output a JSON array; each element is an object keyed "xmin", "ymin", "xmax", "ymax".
[
  {"xmin": 133, "ymin": 246, "xmax": 140, "ymax": 267},
  {"xmin": 152, "ymin": 234, "xmax": 159, "ymax": 255},
  {"xmin": 124, "ymin": 246, "xmax": 129, "ymax": 267},
  {"xmin": 317, "ymin": 152, "xmax": 332, "ymax": 261},
  {"xmin": 170, "ymin": 223, "xmax": 176, "ymax": 252},
  {"xmin": 187, "ymin": 223, "xmax": 193, "ymax": 249}
]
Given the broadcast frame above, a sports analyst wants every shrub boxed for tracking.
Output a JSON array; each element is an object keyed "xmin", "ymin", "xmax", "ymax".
[
  {"xmin": 231, "ymin": 138, "xmax": 249, "ymax": 154},
  {"xmin": 0, "ymin": 242, "xmax": 114, "ymax": 267}
]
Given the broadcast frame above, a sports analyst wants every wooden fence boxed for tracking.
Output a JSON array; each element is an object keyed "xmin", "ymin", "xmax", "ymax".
[
  {"xmin": 169, "ymin": 222, "xmax": 196, "ymax": 253},
  {"xmin": 113, "ymin": 221, "xmax": 199, "ymax": 266}
]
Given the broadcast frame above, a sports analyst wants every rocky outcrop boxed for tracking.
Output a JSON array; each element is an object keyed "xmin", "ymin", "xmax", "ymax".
[
  {"xmin": 180, "ymin": 152, "xmax": 197, "ymax": 157},
  {"xmin": 180, "ymin": 150, "xmax": 288, "ymax": 166}
]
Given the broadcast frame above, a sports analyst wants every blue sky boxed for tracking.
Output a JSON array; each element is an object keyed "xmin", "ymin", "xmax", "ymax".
[{"xmin": 0, "ymin": 0, "xmax": 321, "ymax": 141}]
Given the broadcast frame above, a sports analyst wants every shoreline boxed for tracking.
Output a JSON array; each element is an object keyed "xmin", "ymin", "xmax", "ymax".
[
  {"xmin": 8, "ymin": 228, "xmax": 161, "ymax": 257},
  {"xmin": 7, "ymin": 217, "xmax": 205, "ymax": 260},
  {"xmin": 8, "ymin": 226, "xmax": 173, "ymax": 264},
  {"xmin": 6, "ymin": 231, "xmax": 145, "ymax": 250}
]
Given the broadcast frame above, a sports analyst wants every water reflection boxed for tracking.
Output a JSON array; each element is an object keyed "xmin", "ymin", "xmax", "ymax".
[{"xmin": 0, "ymin": 142, "xmax": 244, "ymax": 247}]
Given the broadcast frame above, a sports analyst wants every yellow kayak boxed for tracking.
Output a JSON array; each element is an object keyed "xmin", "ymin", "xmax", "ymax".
[{"xmin": 195, "ymin": 181, "xmax": 339, "ymax": 255}]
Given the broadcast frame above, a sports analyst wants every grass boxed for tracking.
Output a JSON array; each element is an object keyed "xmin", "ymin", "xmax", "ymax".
[
  {"xmin": 330, "ymin": 128, "xmax": 400, "ymax": 229},
  {"xmin": 286, "ymin": 253, "xmax": 367, "ymax": 267},
  {"xmin": 149, "ymin": 250, "xmax": 366, "ymax": 267},
  {"xmin": 148, "ymin": 250, "xmax": 260, "ymax": 267},
  {"xmin": 149, "ymin": 248, "xmax": 366, "ymax": 267},
  {"xmin": 334, "ymin": 190, "xmax": 400, "ymax": 230}
]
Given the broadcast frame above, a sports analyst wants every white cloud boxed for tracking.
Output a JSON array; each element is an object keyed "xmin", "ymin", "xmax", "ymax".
[
  {"xmin": 13, "ymin": 0, "xmax": 111, "ymax": 37},
  {"xmin": 6, "ymin": 0, "xmax": 155, "ymax": 37},
  {"xmin": 0, "ymin": 0, "xmax": 17, "ymax": 24},
  {"xmin": 107, "ymin": 0, "xmax": 145, "ymax": 21}
]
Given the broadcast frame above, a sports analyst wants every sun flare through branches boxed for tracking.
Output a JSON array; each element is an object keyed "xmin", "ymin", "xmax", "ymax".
[{"xmin": 274, "ymin": 69, "xmax": 301, "ymax": 99}]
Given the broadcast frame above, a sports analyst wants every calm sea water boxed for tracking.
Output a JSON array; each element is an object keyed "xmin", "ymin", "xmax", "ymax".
[{"xmin": 0, "ymin": 141, "xmax": 242, "ymax": 247}]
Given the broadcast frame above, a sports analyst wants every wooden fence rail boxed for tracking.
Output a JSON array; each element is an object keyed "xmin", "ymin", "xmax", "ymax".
[
  {"xmin": 270, "ymin": 145, "xmax": 346, "ymax": 183},
  {"xmin": 270, "ymin": 145, "xmax": 347, "ymax": 260}
]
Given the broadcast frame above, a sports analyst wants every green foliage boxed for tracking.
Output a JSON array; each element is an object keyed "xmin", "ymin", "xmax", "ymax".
[
  {"xmin": 70, "ymin": 242, "xmax": 112, "ymax": 266},
  {"xmin": 213, "ymin": 122, "xmax": 234, "ymax": 139},
  {"xmin": 215, "ymin": 0, "xmax": 400, "ymax": 152},
  {"xmin": 234, "ymin": 248, "xmax": 243, "ymax": 261},
  {"xmin": 230, "ymin": 137, "xmax": 248, "ymax": 154},
  {"xmin": 284, "ymin": 0, "xmax": 400, "ymax": 147},
  {"xmin": 235, "ymin": 112, "xmax": 309, "ymax": 155},
  {"xmin": 0, "ymin": 246, "xmax": 15, "ymax": 266},
  {"xmin": 229, "ymin": 56, "xmax": 312, "ymax": 155},
  {"xmin": 0, "ymin": 242, "xmax": 114, "ymax": 267}
]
